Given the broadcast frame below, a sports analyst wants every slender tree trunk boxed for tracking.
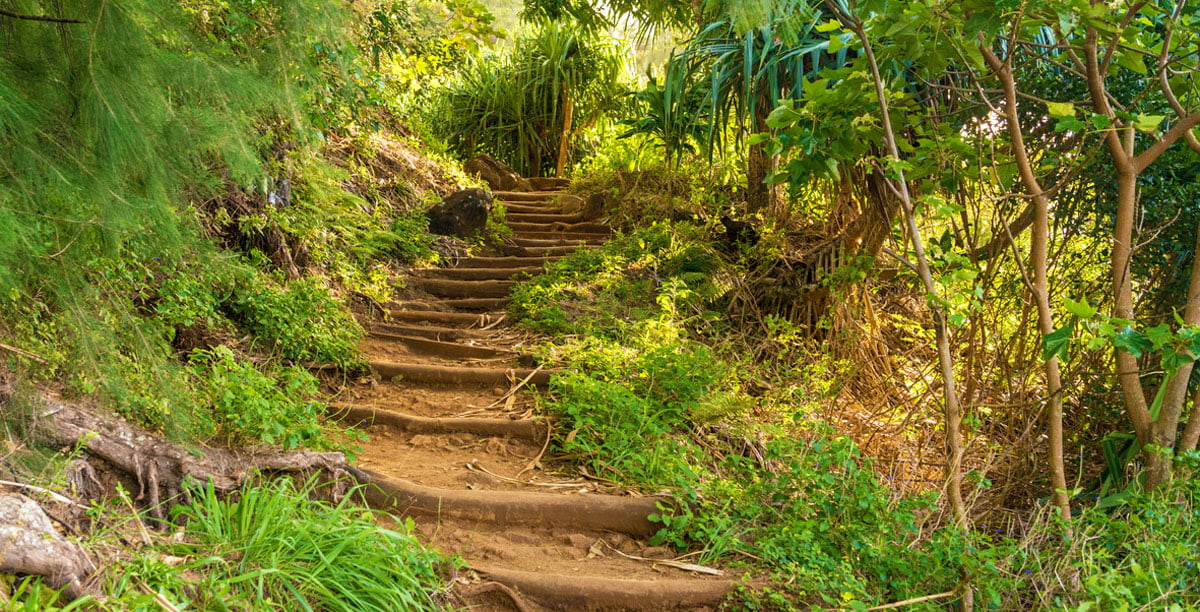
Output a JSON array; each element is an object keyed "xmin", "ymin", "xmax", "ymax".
[
  {"xmin": 833, "ymin": 5, "xmax": 970, "ymax": 607},
  {"xmin": 556, "ymin": 88, "xmax": 574, "ymax": 178},
  {"xmin": 981, "ymin": 48, "xmax": 1070, "ymax": 522},
  {"xmin": 746, "ymin": 109, "xmax": 780, "ymax": 219}
]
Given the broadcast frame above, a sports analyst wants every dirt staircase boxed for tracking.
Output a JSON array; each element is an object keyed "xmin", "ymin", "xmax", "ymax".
[{"xmin": 332, "ymin": 186, "xmax": 735, "ymax": 610}]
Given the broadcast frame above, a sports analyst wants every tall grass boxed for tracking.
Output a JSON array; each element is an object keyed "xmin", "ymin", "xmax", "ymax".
[{"xmin": 156, "ymin": 477, "xmax": 445, "ymax": 611}]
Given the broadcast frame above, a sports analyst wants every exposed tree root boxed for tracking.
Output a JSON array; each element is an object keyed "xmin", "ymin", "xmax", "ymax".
[{"xmin": 35, "ymin": 398, "xmax": 352, "ymax": 520}]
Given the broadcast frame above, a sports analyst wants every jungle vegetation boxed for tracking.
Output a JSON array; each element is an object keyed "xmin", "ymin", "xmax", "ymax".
[{"xmin": 1, "ymin": 0, "xmax": 1199, "ymax": 609}]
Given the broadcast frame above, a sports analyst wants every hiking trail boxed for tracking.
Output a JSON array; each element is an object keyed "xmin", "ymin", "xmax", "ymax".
[{"xmin": 331, "ymin": 180, "xmax": 736, "ymax": 611}]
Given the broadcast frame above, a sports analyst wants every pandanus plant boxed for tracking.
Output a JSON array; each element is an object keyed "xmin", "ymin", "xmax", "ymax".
[
  {"xmin": 680, "ymin": 0, "xmax": 850, "ymax": 219},
  {"xmin": 439, "ymin": 20, "xmax": 626, "ymax": 177}
]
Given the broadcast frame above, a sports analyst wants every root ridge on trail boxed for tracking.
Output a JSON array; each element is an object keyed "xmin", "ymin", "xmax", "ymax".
[{"xmin": 342, "ymin": 184, "xmax": 735, "ymax": 610}]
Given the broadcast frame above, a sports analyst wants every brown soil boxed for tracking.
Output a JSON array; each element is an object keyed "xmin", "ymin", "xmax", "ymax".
[{"xmin": 340, "ymin": 187, "xmax": 736, "ymax": 610}]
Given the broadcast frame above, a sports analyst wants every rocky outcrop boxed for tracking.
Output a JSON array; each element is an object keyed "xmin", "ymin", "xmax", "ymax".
[
  {"xmin": 463, "ymin": 155, "xmax": 531, "ymax": 192},
  {"xmin": 427, "ymin": 188, "xmax": 492, "ymax": 237}
]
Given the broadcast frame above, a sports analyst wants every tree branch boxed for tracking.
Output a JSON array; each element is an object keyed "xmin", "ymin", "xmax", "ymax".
[{"xmin": 0, "ymin": 8, "xmax": 84, "ymax": 23}]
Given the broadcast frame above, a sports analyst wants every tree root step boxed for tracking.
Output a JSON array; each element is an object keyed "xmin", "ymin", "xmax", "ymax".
[
  {"xmin": 526, "ymin": 177, "xmax": 570, "ymax": 191},
  {"xmin": 519, "ymin": 245, "xmax": 599, "ymax": 256},
  {"xmin": 493, "ymin": 191, "xmax": 560, "ymax": 202},
  {"xmin": 510, "ymin": 237, "xmax": 593, "ymax": 247},
  {"xmin": 413, "ymin": 267, "xmax": 542, "ymax": 281},
  {"xmin": 470, "ymin": 564, "xmax": 734, "ymax": 611},
  {"xmin": 327, "ymin": 404, "xmax": 541, "ymax": 441},
  {"xmin": 419, "ymin": 278, "xmax": 514, "ymax": 299},
  {"xmin": 367, "ymin": 332, "xmax": 517, "ymax": 360},
  {"xmin": 460, "ymin": 256, "xmax": 563, "ymax": 268},
  {"xmin": 503, "ymin": 203, "xmax": 565, "ymax": 214},
  {"xmin": 508, "ymin": 221, "xmax": 611, "ymax": 234},
  {"xmin": 391, "ymin": 297, "xmax": 508, "ymax": 310},
  {"xmin": 369, "ymin": 322, "xmax": 489, "ymax": 340},
  {"xmin": 354, "ymin": 470, "xmax": 661, "ymax": 537},
  {"xmin": 370, "ymin": 361, "xmax": 552, "ymax": 386},
  {"xmin": 385, "ymin": 310, "xmax": 507, "ymax": 327},
  {"xmin": 506, "ymin": 212, "xmax": 586, "ymax": 224}
]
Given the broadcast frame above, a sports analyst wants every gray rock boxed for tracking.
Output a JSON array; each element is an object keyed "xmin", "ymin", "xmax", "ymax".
[{"xmin": 427, "ymin": 188, "xmax": 492, "ymax": 237}]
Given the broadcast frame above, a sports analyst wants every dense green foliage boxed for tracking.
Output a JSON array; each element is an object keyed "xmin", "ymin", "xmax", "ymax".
[{"xmin": 433, "ymin": 20, "xmax": 628, "ymax": 176}]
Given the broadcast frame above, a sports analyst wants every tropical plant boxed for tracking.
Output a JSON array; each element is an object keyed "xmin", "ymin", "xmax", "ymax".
[{"xmin": 435, "ymin": 20, "xmax": 628, "ymax": 176}]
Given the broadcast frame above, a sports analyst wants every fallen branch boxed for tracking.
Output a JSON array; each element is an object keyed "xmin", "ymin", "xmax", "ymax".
[
  {"xmin": 0, "ymin": 479, "xmax": 87, "ymax": 509},
  {"xmin": 867, "ymin": 590, "xmax": 959, "ymax": 611},
  {"xmin": 603, "ymin": 542, "xmax": 724, "ymax": 576},
  {"xmin": 0, "ymin": 342, "xmax": 48, "ymax": 364}
]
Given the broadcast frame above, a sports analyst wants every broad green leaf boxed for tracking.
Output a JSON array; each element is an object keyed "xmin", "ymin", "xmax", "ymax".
[
  {"xmin": 1046, "ymin": 101, "xmax": 1076, "ymax": 118},
  {"xmin": 1043, "ymin": 325, "xmax": 1073, "ymax": 362},
  {"xmin": 1089, "ymin": 113, "xmax": 1112, "ymax": 130},
  {"xmin": 1145, "ymin": 324, "xmax": 1173, "ymax": 349},
  {"xmin": 815, "ymin": 19, "xmax": 841, "ymax": 33},
  {"xmin": 1112, "ymin": 326, "xmax": 1152, "ymax": 357},
  {"xmin": 1133, "ymin": 114, "xmax": 1165, "ymax": 132},
  {"xmin": 747, "ymin": 132, "xmax": 771, "ymax": 146},
  {"xmin": 1063, "ymin": 297, "xmax": 1097, "ymax": 319},
  {"xmin": 1055, "ymin": 116, "xmax": 1087, "ymax": 133},
  {"xmin": 828, "ymin": 34, "xmax": 843, "ymax": 54}
]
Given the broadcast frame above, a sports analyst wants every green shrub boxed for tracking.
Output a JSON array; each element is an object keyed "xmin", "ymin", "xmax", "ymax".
[
  {"xmin": 1067, "ymin": 452, "xmax": 1200, "ymax": 610},
  {"xmin": 189, "ymin": 346, "xmax": 324, "ymax": 449},
  {"xmin": 228, "ymin": 276, "xmax": 362, "ymax": 367}
]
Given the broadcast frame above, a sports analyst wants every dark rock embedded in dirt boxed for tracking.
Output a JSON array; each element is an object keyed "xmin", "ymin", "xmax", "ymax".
[
  {"xmin": 427, "ymin": 188, "xmax": 492, "ymax": 237},
  {"xmin": 464, "ymin": 154, "xmax": 531, "ymax": 192},
  {"xmin": 559, "ymin": 193, "xmax": 606, "ymax": 220}
]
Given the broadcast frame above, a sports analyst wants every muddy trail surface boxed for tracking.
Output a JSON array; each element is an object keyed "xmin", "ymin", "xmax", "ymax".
[{"xmin": 331, "ymin": 181, "xmax": 736, "ymax": 611}]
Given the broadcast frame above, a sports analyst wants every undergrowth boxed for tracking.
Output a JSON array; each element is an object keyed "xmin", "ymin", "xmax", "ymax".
[{"xmin": 510, "ymin": 213, "xmax": 1200, "ymax": 609}]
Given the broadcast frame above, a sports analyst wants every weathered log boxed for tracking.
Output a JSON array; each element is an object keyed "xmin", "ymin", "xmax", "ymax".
[{"xmin": 0, "ymin": 493, "xmax": 96, "ymax": 600}]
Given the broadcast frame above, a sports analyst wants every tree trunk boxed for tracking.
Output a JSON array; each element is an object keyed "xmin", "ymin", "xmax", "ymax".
[
  {"xmin": 556, "ymin": 88, "xmax": 574, "ymax": 178},
  {"xmin": 981, "ymin": 47, "xmax": 1070, "ymax": 522},
  {"xmin": 746, "ymin": 109, "xmax": 780, "ymax": 219}
]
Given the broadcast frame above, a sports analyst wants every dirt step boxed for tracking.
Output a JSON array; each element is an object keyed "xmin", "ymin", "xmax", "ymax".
[
  {"xmin": 392, "ymin": 297, "xmax": 508, "ymax": 311},
  {"xmin": 367, "ymin": 332, "xmax": 516, "ymax": 361},
  {"xmin": 329, "ymin": 404, "xmax": 541, "ymax": 441},
  {"xmin": 503, "ymin": 203, "xmax": 564, "ymax": 214},
  {"xmin": 510, "ymin": 237, "xmax": 593, "ymax": 248},
  {"xmin": 369, "ymin": 322, "xmax": 490, "ymax": 341},
  {"xmin": 355, "ymin": 469, "xmax": 662, "ymax": 537},
  {"xmin": 527, "ymin": 177, "xmax": 571, "ymax": 191},
  {"xmin": 506, "ymin": 212, "xmax": 586, "ymax": 224},
  {"xmin": 471, "ymin": 564, "xmax": 733, "ymax": 612},
  {"xmin": 494, "ymin": 191, "xmax": 560, "ymax": 202},
  {"xmin": 386, "ymin": 310, "xmax": 507, "ymax": 327},
  {"xmin": 518, "ymin": 244, "xmax": 600, "ymax": 257},
  {"xmin": 461, "ymin": 256, "xmax": 562, "ymax": 268},
  {"xmin": 419, "ymin": 278, "xmax": 514, "ymax": 299},
  {"xmin": 512, "ymin": 232, "xmax": 607, "ymax": 243},
  {"xmin": 414, "ymin": 267, "xmax": 542, "ymax": 281},
  {"xmin": 508, "ymin": 221, "xmax": 611, "ymax": 234},
  {"xmin": 371, "ymin": 361, "xmax": 552, "ymax": 386}
]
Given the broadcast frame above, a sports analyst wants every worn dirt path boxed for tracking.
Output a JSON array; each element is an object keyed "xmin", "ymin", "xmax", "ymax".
[{"xmin": 332, "ymin": 181, "xmax": 735, "ymax": 611}]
